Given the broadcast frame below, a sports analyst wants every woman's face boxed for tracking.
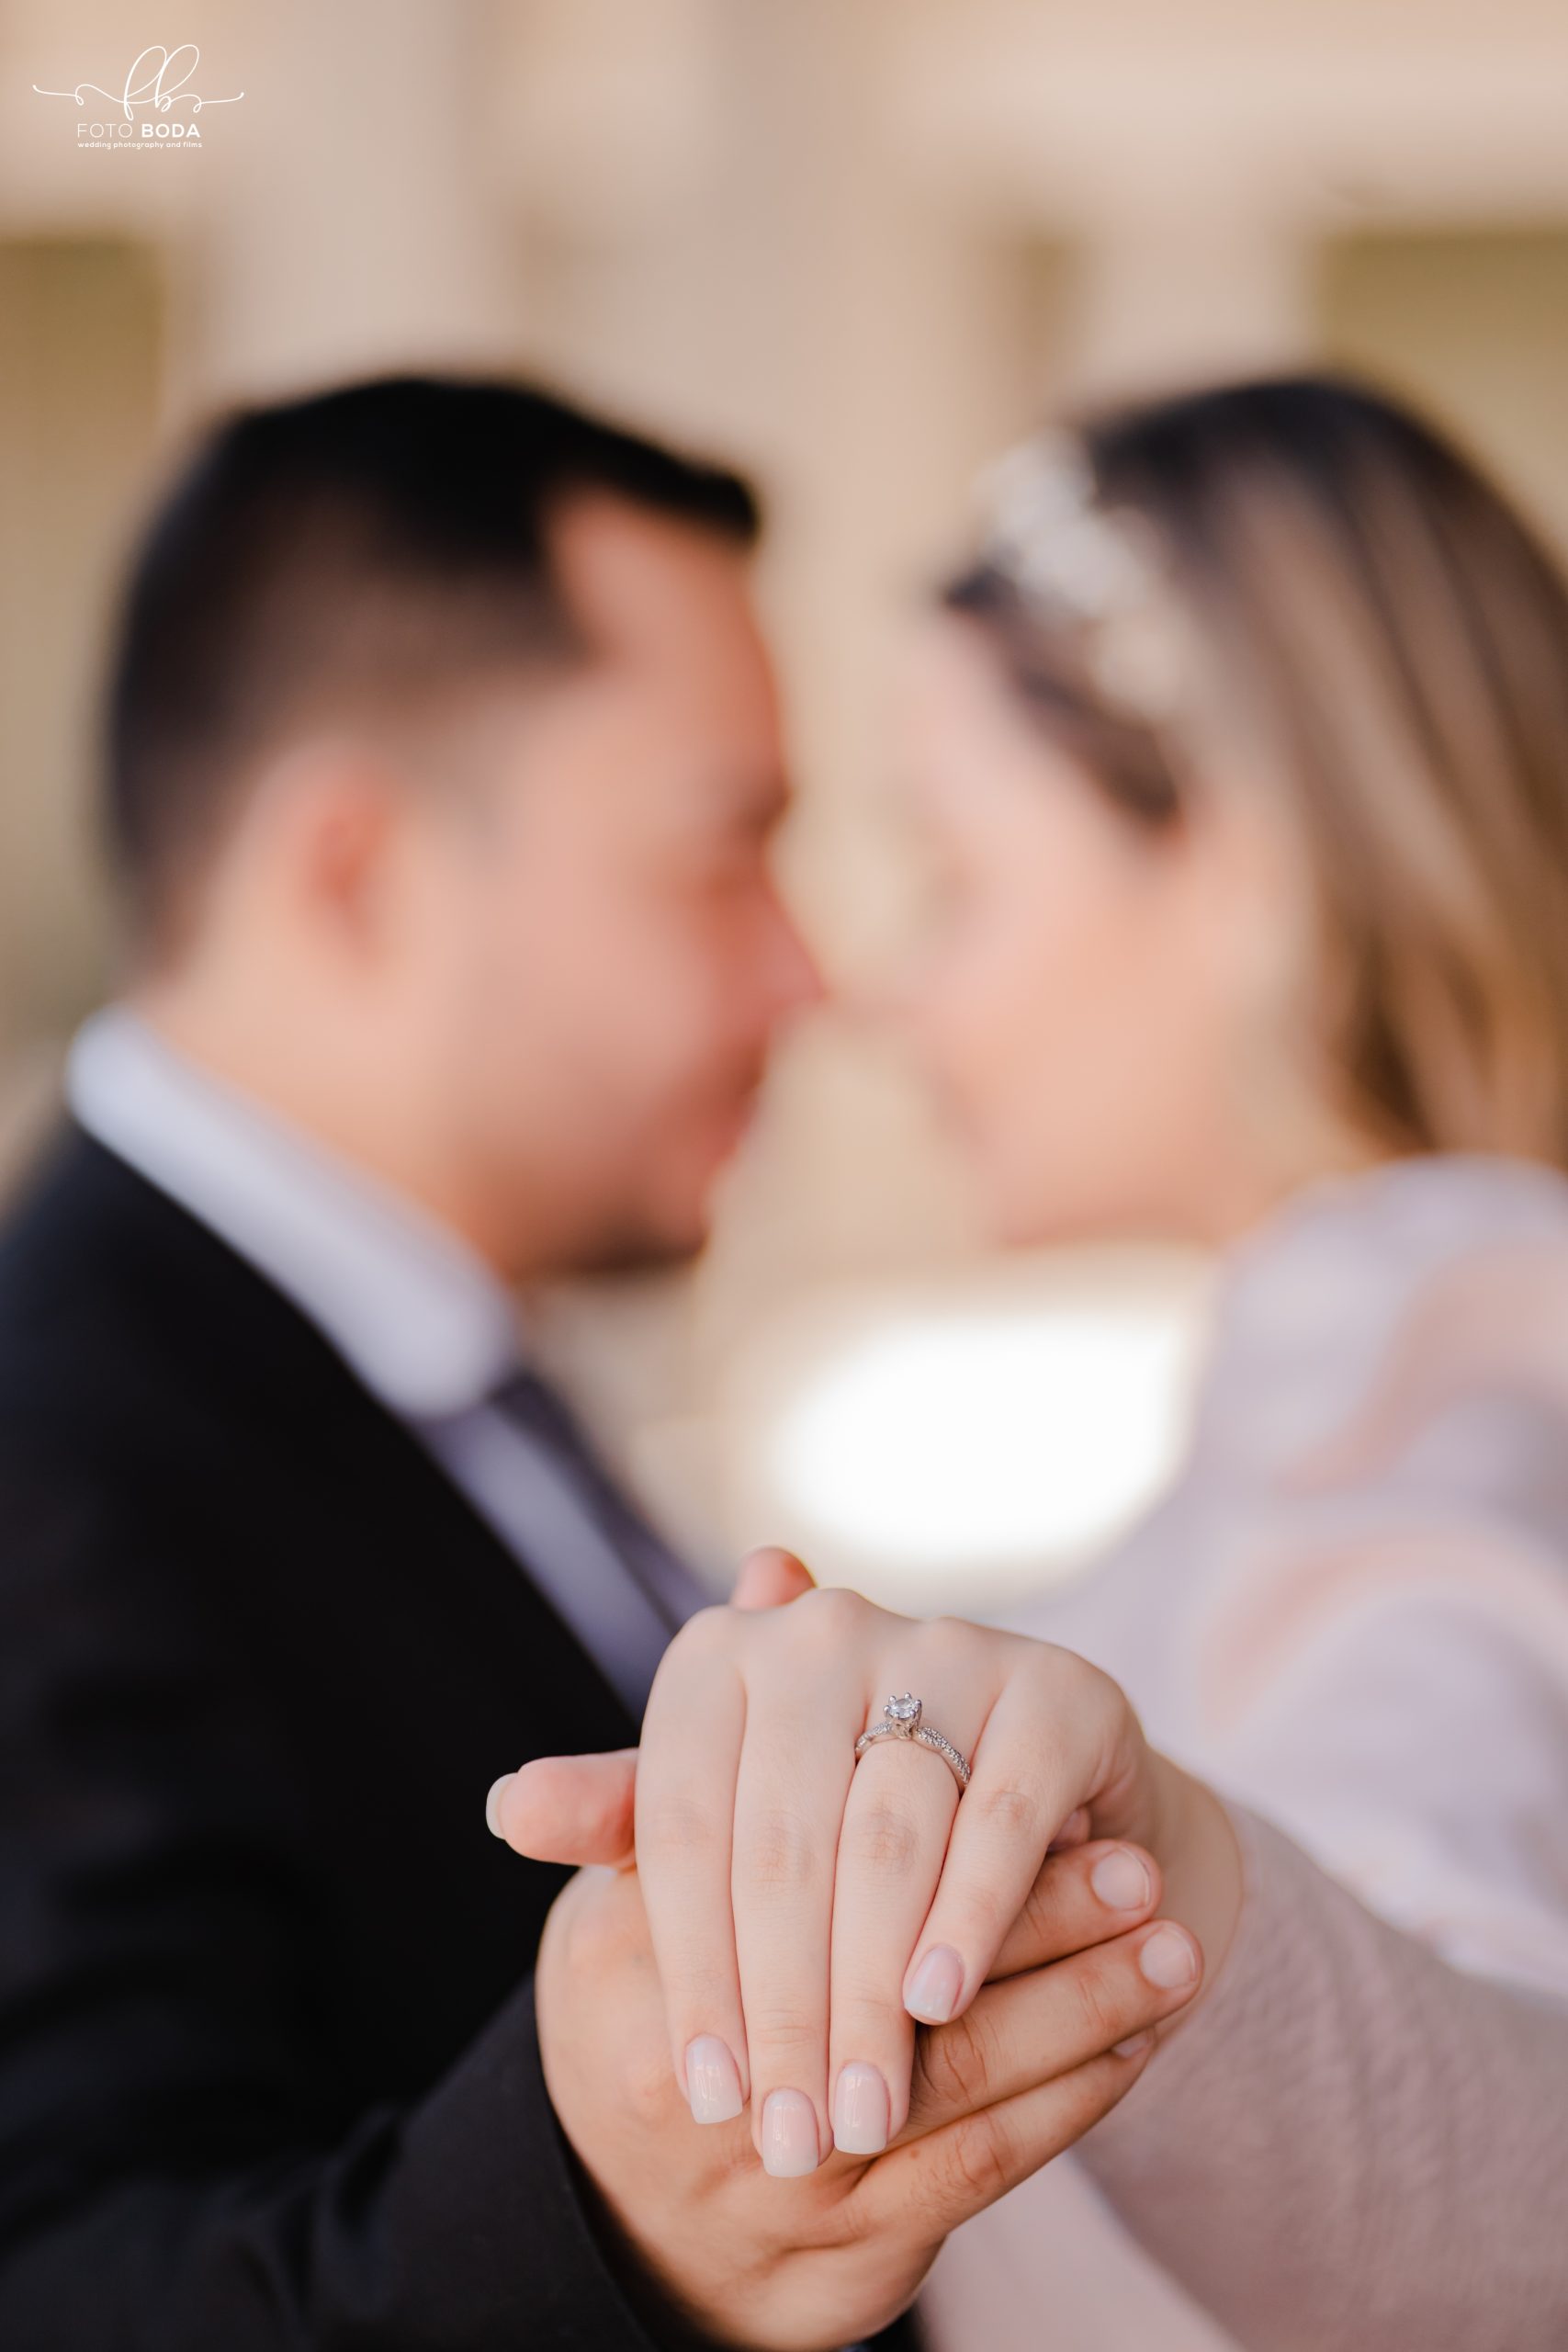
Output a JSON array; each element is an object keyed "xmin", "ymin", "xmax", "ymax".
[{"xmin": 890, "ymin": 615, "xmax": 1322, "ymax": 1250}]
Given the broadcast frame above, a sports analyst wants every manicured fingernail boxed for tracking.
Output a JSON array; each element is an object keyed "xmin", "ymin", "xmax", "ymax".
[
  {"xmin": 1139, "ymin": 1924, "xmax": 1200, "ymax": 1989},
  {"xmin": 1114, "ymin": 2031, "xmax": 1153, "ymax": 2057},
  {"xmin": 685, "ymin": 2036, "xmax": 743, "ymax": 2124},
  {"xmin": 906, "ymin": 1945, "xmax": 964, "ymax": 2023},
  {"xmin": 1090, "ymin": 1848, "xmax": 1152, "ymax": 1911},
  {"xmin": 761, "ymin": 2088, "xmax": 820, "ymax": 2177},
  {"xmin": 832, "ymin": 2063, "xmax": 890, "ymax": 2154},
  {"xmin": 485, "ymin": 1773, "xmax": 515, "ymax": 1838}
]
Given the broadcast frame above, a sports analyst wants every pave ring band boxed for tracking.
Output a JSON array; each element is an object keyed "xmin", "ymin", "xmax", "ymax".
[{"xmin": 853, "ymin": 1692, "xmax": 971, "ymax": 1792}]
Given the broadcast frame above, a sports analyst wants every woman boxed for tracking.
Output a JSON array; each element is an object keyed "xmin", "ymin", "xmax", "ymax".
[{"xmin": 496, "ymin": 375, "xmax": 1568, "ymax": 2348}]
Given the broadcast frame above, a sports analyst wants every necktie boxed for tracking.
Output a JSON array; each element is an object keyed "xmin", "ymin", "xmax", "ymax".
[{"xmin": 492, "ymin": 1365, "xmax": 705, "ymax": 1639}]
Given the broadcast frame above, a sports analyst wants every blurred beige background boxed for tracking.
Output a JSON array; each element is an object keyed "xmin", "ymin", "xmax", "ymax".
[{"xmin": 5, "ymin": 0, "xmax": 1568, "ymax": 1611}]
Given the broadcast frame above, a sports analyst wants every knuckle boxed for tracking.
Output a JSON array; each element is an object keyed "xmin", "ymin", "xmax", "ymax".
[
  {"xmin": 791, "ymin": 1582, "xmax": 871, "ymax": 1649},
  {"xmin": 638, "ymin": 1788, "xmax": 725, "ymax": 1861},
  {"xmin": 687, "ymin": 1600, "xmax": 736, "ymax": 1649},
  {"xmin": 915, "ymin": 2006, "xmax": 987, "ymax": 2110},
  {"xmin": 1011, "ymin": 1865, "xmax": 1060, "ymax": 1959},
  {"xmin": 971, "ymin": 1782, "xmax": 1044, "ymax": 1845},
  {"xmin": 664, "ymin": 1602, "xmax": 735, "ymax": 1673},
  {"xmin": 1035, "ymin": 1637, "xmax": 1085, "ymax": 1685},
  {"xmin": 933, "ymin": 2110, "xmax": 1016, "ymax": 2211},
  {"xmin": 1030, "ymin": 1643, "xmax": 1110, "ymax": 1730},
  {"xmin": 922, "ymin": 1614, "xmax": 985, "ymax": 1671},
  {"xmin": 841, "ymin": 1794, "xmax": 923, "ymax": 1876},
  {"xmin": 829, "ymin": 1977, "xmax": 896, "ymax": 2034},
  {"xmin": 1071, "ymin": 1957, "xmax": 1131, "ymax": 2051},
  {"xmin": 910, "ymin": 2028, "xmax": 957, "ymax": 2116},
  {"xmin": 739, "ymin": 1806, "xmax": 823, "ymax": 1895},
  {"xmin": 743, "ymin": 2003, "xmax": 822, "ymax": 2061},
  {"xmin": 956, "ymin": 1996, "xmax": 1002, "ymax": 2087}
]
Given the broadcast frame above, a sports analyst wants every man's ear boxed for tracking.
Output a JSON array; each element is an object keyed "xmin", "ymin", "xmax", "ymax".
[{"xmin": 257, "ymin": 740, "xmax": 406, "ymax": 959}]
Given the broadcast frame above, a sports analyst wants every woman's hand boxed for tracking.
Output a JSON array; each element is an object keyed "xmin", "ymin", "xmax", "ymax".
[{"xmin": 493, "ymin": 1558, "xmax": 1242, "ymax": 2175}]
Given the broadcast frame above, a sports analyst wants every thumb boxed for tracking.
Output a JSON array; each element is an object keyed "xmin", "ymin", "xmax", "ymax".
[
  {"xmin": 731, "ymin": 1544, "xmax": 817, "ymax": 1612},
  {"xmin": 485, "ymin": 1553, "xmax": 815, "ymax": 1869},
  {"xmin": 487, "ymin": 1747, "xmax": 638, "ymax": 1869}
]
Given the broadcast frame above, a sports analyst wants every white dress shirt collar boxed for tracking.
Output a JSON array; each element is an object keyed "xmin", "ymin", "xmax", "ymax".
[{"xmin": 66, "ymin": 1007, "xmax": 520, "ymax": 1419}]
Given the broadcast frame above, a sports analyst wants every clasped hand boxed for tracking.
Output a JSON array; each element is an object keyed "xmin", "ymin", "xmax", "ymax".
[{"xmin": 496, "ymin": 1552, "xmax": 1239, "ymax": 2348}]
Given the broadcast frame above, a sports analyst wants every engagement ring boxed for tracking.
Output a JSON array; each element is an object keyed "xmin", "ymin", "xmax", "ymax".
[{"xmin": 853, "ymin": 1692, "xmax": 971, "ymax": 1791}]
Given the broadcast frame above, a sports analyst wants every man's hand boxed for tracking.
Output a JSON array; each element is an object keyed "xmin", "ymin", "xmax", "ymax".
[{"xmin": 535, "ymin": 1831, "xmax": 1201, "ymax": 2352}]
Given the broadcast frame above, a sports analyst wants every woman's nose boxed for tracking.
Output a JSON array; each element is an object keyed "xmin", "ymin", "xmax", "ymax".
[{"xmin": 768, "ymin": 902, "xmax": 830, "ymax": 1022}]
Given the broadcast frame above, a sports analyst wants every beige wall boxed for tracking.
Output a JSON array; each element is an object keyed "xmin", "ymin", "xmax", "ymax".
[
  {"xmin": 1322, "ymin": 229, "xmax": 1568, "ymax": 550},
  {"xmin": 0, "ymin": 238, "xmax": 162, "ymax": 1059}
]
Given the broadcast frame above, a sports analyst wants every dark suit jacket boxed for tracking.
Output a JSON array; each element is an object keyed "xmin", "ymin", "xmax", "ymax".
[{"xmin": 0, "ymin": 1125, "xmax": 703, "ymax": 2347}]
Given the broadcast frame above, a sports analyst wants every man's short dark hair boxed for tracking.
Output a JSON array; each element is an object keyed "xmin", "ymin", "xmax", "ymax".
[{"xmin": 105, "ymin": 373, "xmax": 761, "ymax": 944}]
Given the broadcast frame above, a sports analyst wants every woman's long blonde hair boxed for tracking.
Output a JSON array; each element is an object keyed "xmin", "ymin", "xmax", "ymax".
[{"xmin": 948, "ymin": 373, "xmax": 1568, "ymax": 1169}]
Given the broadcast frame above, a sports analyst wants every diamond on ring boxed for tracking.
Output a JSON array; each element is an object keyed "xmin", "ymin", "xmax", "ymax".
[{"xmin": 854, "ymin": 1692, "xmax": 971, "ymax": 1791}]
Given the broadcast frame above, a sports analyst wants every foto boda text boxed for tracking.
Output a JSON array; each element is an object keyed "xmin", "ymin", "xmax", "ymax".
[{"xmin": 79, "ymin": 119, "xmax": 203, "ymax": 139}]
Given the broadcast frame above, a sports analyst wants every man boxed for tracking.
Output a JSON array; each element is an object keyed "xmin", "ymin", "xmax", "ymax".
[{"xmin": 0, "ymin": 376, "xmax": 1184, "ymax": 2347}]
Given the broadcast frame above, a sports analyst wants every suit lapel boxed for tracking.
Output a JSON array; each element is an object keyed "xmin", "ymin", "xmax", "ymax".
[{"xmin": 44, "ymin": 1125, "xmax": 645, "ymax": 1753}]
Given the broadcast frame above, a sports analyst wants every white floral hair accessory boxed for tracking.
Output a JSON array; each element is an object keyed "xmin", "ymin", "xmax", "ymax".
[{"xmin": 975, "ymin": 433, "xmax": 1190, "ymax": 725}]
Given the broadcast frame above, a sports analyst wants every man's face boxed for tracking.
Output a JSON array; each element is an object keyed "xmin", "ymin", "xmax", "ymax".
[{"xmin": 404, "ymin": 496, "xmax": 820, "ymax": 1276}]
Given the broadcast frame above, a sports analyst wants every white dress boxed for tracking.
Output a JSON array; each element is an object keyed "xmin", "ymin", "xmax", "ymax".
[{"xmin": 922, "ymin": 1154, "xmax": 1568, "ymax": 2351}]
